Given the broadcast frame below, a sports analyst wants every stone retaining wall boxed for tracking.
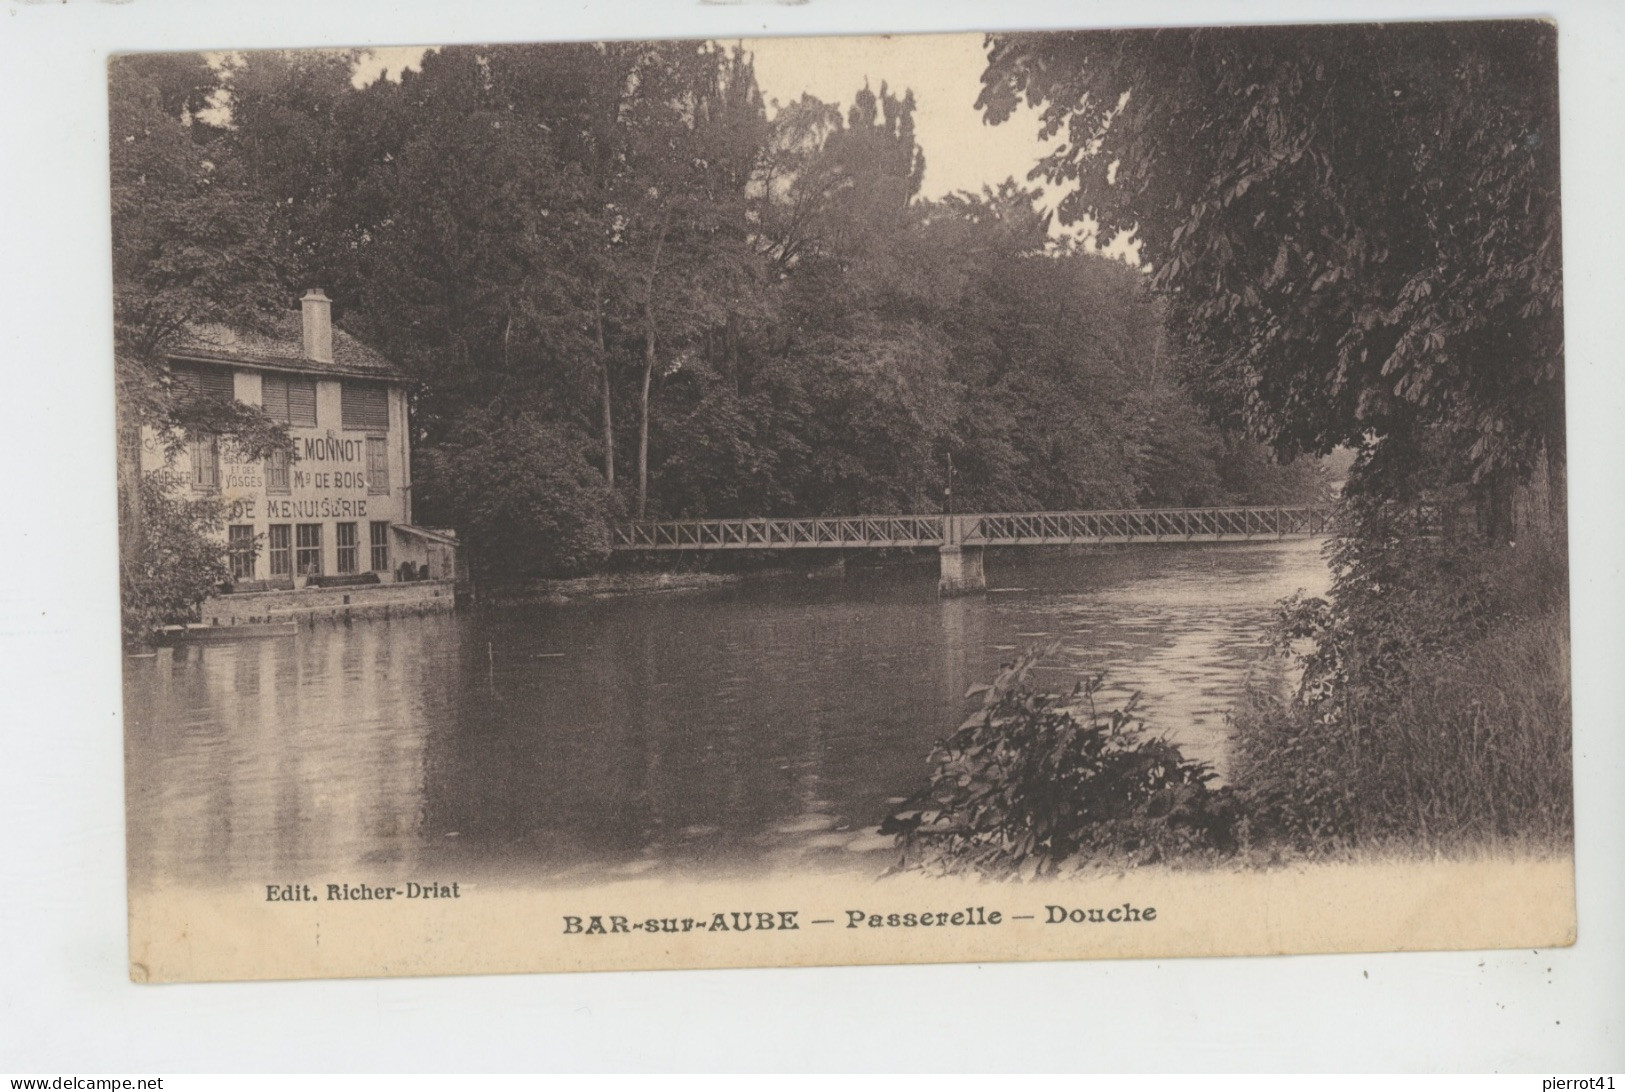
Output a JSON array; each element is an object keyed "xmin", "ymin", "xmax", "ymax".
[{"xmin": 200, "ymin": 580, "xmax": 457, "ymax": 627}]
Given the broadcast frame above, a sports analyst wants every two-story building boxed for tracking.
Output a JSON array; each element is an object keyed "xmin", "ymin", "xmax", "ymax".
[{"xmin": 140, "ymin": 289, "xmax": 458, "ymax": 601}]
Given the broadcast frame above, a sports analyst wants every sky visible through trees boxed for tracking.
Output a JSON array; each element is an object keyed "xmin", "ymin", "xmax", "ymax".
[
  {"xmin": 113, "ymin": 36, "xmax": 1333, "ymax": 584},
  {"xmin": 349, "ymin": 38, "xmax": 1101, "ymax": 239}
]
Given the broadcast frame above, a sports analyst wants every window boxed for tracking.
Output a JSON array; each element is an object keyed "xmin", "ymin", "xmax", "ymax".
[
  {"xmin": 336, "ymin": 522, "xmax": 359, "ymax": 574},
  {"xmin": 172, "ymin": 366, "xmax": 235, "ymax": 404},
  {"xmin": 262, "ymin": 375, "xmax": 318, "ymax": 426},
  {"xmin": 366, "ymin": 436, "xmax": 389, "ymax": 496},
  {"xmin": 295, "ymin": 524, "xmax": 323, "ymax": 576},
  {"xmin": 190, "ymin": 435, "xmax": 220, "ymax": 491},
  {"xmin": 370, "ymin": 521, "xmax": 390, "ymax": 573},
  {"xmin": 265, "ymin": 446, "xmax": 290, "ymax": 493},
  {"xmin": 341, "ymin": 382, "xmax": 389, "ymax": 431},
  {"xmin": 268, "ymin": 525, "xmax": 291, "ymax": 577},
  {"xmin": 227, "ymin": 525, "xmax": 257, "ymax": 580}
]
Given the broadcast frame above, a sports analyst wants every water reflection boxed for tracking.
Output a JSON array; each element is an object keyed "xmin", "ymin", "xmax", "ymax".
[{"xmin": 124, "ymin": 539, "xmax": 1328, "ymax": 888}]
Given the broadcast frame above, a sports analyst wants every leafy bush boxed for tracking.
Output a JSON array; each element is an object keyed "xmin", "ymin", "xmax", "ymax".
[
  {"xmin": 1230, "ymin": 499, "xmax": 1572, "ymax": 850},
  {"xmin": 416, "ymin": 410, "xmax": 615, "ymax": 582},
  {"xmin": 886, "ymin": 646, "xmax": 1242, "ymax": 877},
  {"xmin": 119, "ymin": 470, "xmax": 230, "ymax": 649}
]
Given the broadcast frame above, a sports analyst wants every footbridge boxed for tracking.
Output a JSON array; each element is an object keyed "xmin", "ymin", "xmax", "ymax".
[{"xmin": 612, "ymin": 505, "xmax": 1332, "ymax": 595}]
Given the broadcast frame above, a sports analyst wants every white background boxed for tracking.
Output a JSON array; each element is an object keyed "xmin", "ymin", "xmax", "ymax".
[{"xmin": 1, "ymin": 0, "xmax": 1621, "ymax": 1073}]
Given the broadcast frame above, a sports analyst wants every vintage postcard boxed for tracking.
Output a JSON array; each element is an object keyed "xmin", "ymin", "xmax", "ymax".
[{"xmin": 114, "ymin": 22, "xmax": 1573, "ymax": 983}]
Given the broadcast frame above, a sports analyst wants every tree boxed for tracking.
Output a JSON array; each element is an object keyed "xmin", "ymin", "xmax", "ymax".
[
  {"xmin": 340, "ymin": 47, "xmax": 596, "ymax": 441},
  {"xmin": 119, "ymin": 473, "xmax": 234, "ymax": 648},
  {"xmin": 110, "ymin": 54, "xmax": 297, "ymax": 645},
  {"xmin": 415, "ymin": 410, "xmax": 614, "ymax": 582},
  {"xmin": 132, "ymin": 40, "xmax": 1331, "ymax": 594},
  {"xmin": 331, "ymin": 43, "xmax": 776, "ymax": 522},
  {"xmin": 604, "ymin": 42, "xmax": 771, "ymax": 518},
  {"xmin": 111, "ymin": 55, "xmax": 292, "ymax": 392},
  {"xmin": 217, "ymin": 49, "xmax": 363, "ymax": 299},
  {"xmin": 979, "ymin": 22, "xmax": 1563, "ymax": 533},
  {"xmin": 757, "ymin": 82, "xmax": 935, "ymax": 323},
  {"xmin": 766, "ymin": 317, "xmax": 960, "ymax": 514},
  {"xmin": 782, "ymin": 81, "xmax": 926, "ymax": 297},
  {"xmin": 648, "ymin": 372, "xmax": 783, "ymax": 518}
]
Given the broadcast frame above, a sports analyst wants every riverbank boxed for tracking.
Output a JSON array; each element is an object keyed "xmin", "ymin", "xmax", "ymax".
[
  {"xmin": 479, "ymin": 569, "xmax": 743, "ymax": 607},
  {"xmin": 197, "ymin": 579, "xmax": 457, "ymax": 627},
  {"xmin": 474, "ymin": 555, "xmax": 863, "ymax": 607},
  {"xmin": 1226, "ymin": 531, "xmax": 1572, "ymax": 854}
]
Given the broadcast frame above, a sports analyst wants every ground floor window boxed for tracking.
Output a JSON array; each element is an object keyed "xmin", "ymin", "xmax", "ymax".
[
  {"xmin": 268, "ymin": 524, "xmax": 291, "ymax": 576},
  {"xmin": 227, "ymin": 525, "xmax": 256, "ymax": 580},
  {"xmin": 336, "ymin": 522, "xmax": 359, "ymax": 574},
  {"xmin": 296, "ymin": 523, "xmax": 323, "ymax": 576},
  {"xmin": 370, "ymin": 521, "xmax": 390, "ymax": 573}
]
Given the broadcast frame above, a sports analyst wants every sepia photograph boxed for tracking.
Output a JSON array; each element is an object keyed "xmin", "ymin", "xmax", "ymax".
[{"xmin": 109, "ymin": 21, "xmax": 1576, "ymax": 983}]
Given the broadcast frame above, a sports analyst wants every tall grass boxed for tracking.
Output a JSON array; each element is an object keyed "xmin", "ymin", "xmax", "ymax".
[
  {"xmin": 1230, "ymin": 526, "xmax": 1572, "ymax": 853},
  {"xmin": 1378, "ymin": 613, "xmax": 1571, "ymax": 843}
]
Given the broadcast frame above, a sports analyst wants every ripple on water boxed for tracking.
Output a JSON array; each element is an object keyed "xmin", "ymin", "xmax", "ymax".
[{"xmin": 123, "ymin": 538, "xmax": 1330, "ymax": 886}]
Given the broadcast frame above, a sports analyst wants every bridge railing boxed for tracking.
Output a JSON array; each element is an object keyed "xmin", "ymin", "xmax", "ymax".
[
  {"xmin": 612, "ymin": 514, "xmax": 945, "ymax": 550},
  {"xmin": 613, "ymin": 505, "xmax": 1331, "ymax": 551},
  {"xmin": 968, "ymin": 505, "xmax": 1330, "ymax": 544}
]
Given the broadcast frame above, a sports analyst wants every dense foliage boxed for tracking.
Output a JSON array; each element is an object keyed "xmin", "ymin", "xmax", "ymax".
[
  {"xmin": 111, "ymin": 56, "xmax": 297, "ymax": 646},
  {"xmin": 118, "ymin": 472, "xmax": 233, "ymax": 648},
  {"xmin": 885, "ymin": 648, "xmax": 1242, "ymax": 876},
  {"xmin": 109, "ymin": 43, "xmax": 1329, "ymax": 608},
  {"xmin": 980, "ymin": 22, "xmax": 1563, "ymax": 528},
  {"xmin": 416, "ymin": 411, "xmax": 614, "ymax": 582},
  {"xmin": 1230, "ymin": 501, "xmax": 1571, "ymax": 849}
]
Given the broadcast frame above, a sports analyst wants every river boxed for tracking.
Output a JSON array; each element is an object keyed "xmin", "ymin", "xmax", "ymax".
[{"xmin": 124, "ymin": 538, "xmax": 1329, "ymax": 889}]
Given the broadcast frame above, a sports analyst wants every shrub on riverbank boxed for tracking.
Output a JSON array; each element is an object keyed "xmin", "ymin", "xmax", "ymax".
[
  {"xmin": 119, "ymin": 471, "xmax": 232, "ymax": 650},
  {"xmin": 885, "ymin": 647, "xmax": 1243, "ymax": 877},
  {"xmin": 1230, "ymin": 523, "xmax": 1572, "ymax": 851},
  {"xmin": 416, "ymin": 410, "xmax": 615, "ymax": 582}
]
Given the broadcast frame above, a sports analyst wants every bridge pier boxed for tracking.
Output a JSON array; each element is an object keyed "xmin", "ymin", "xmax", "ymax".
[{"xmin": 938, "ymin": 544, "xmax": 986, "ymax": 596}]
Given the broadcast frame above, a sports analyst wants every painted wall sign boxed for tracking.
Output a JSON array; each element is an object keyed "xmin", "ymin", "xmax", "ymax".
[
  {"xmin": 290, "ymin": 469, "xmax": 367, "ymax": 491},
  {"xmin": 265, "ymin": 498, "xmax": 368, "ymax": 519},
  {"xmin": 302, "ymin": 436, "xmax": 367, "ymax": 463}
]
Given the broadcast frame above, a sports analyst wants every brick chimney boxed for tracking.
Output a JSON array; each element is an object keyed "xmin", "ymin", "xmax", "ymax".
[{"xmin": 300, "ymin": 288, "xmax": 334, "ymax": 363}]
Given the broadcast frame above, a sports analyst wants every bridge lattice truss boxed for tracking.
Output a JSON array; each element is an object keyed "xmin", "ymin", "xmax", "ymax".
[{"xmin": 612, "ymin": 506, "xmax": 1332, "ymax": 551}]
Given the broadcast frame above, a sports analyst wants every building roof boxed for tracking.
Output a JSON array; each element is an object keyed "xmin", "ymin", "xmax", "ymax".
[{"xmin": 169, "ymin": 313, "xmax": 409, "ymax": 382}]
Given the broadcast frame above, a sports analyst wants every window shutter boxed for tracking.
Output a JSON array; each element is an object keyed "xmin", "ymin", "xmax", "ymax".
[
  {"xmin": 263, "ymin": 376, "xmax": 317, "ymax": 425},
  {"xmin": 200, "ymin": 369, "xmax": 234, "ymax": 401},
  {"xmin": 175, "ymin": 366, "xmax": 235, "ymax": 403},
  {"xmin": 287, "ymin": 379, "xmax": 317, "ymax": 426},
  {"xmin": 342, "ymin": 383, "xmax": 389, "ymax": 430},
  {"xmin": 262, "ymin": 376, "xmax": 290, "ymax": 420}
]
